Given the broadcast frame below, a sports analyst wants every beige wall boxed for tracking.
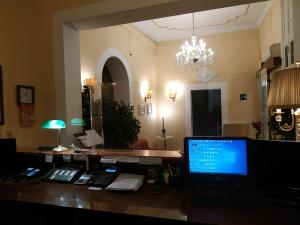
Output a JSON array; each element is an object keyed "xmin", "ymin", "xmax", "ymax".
[
  {"xmin": 0, "ymin": 0, "xmax": 55, "ymax": 146},
  {"xmin": 0, "ymin": 0, "xmax": 107, "ymax": 147},
  {"xmin": 0, "ymin": 0, "xmax": 266, "ymax": 149},
  {"xmin": 258, "ymin": 0, "xmax": 282, "ymax": 59},
  {"xmin": 156, "ymin": 30, "xmax": 261, "ymax": 148},
  {"xmin": 80, "ymin": 27, "xmax": 261, "ymax": 149},
  {"xmin": 80, "ymin": 25, "xmax": 158, "ymax": 141}
]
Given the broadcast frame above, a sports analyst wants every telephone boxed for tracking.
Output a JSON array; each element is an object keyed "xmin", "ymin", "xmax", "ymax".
[
  {"xmin": 43, "ymin": 167, "xmax": 81, "ymax": 183},
  {"xmin": 20, "ymin": 167, "xmax": 41, "ymax": 178}
]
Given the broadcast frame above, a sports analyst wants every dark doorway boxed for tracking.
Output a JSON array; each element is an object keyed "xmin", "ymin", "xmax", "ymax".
[
  {"xmin": 102, "ymin": 65, "xmax": 114, "ymax": 100},
  {"xmin": 191, "ymin": 89, "xmax": 222, "ymax": 136},
  {"xmin": 101, "ymin": 57, "xmax": 130, "ymax": 104}
]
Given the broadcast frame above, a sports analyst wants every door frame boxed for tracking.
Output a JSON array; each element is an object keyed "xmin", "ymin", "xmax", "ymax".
[{"xmin": 185, "ymin": 82, "xmax": 228, "ymax": 136}]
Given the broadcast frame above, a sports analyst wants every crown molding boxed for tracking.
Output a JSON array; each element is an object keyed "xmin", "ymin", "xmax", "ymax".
[
  {"xmin": 256, "ymin": 0, "xmax": 272, "ymax": 27},
  {"xmin": 151, "ymin": 4, "xmax": 250, "ymax": 31}
]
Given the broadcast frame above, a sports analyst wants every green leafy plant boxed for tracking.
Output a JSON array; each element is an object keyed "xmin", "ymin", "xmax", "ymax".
[{"xmin": 102, "ymin": 98, "xmax": 141, "ymax": 148}]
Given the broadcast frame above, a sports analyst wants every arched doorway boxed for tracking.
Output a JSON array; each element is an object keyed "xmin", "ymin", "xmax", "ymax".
[
  {"xmin": 96, "ymin": 48, "xmax": 132, "ymax": 104},
  {"xmin": 101, "ymin": 57, "xmax": 130, "ymax": 103}
]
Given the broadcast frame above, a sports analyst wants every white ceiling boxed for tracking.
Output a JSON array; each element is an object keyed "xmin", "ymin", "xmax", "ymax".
[{"xmin": 132, "ymin": 1, "xmax": 271, "ymax": 42}]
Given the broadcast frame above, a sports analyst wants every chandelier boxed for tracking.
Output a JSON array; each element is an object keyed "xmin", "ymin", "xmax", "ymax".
[{"xmin": 175, "ymin": 13, "xmax": 215, "ymax": 77}]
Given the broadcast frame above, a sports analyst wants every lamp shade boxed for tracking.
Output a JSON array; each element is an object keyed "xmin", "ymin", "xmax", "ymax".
[
  {"xmin": 42, "ymin": 120, "xmax": 66, "ymax": 129},
  {"xmin": 69, "ymin": 118, "xmax": 86, "ymax": 126},
  {"xmin": 268, "ymin": 67, "xmax": 300, "ymax": 109}
]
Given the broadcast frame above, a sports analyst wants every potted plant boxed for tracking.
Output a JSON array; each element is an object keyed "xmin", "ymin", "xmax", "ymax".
[{"xmin": 102, "ymin": 97, "xmax": 141, "ymax": 149}]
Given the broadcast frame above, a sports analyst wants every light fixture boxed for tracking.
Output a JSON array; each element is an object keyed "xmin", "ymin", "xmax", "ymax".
[
  {"xmin": 144, "ymin": 89, "xmax": 152, "ymax": 102},
  {"xmin": 175, "ymin": 13, "xmax": 214, "ymax": 73},
  {"xmin": 268, "ymin": 68, "xmax": 300, "ymax": 137},
  {"xmin": 168, "ymin": 89, "xmax": 177, "ymax": 102},
  {"xmin": 296, "ymin": 60, "xmax": 300, "ymax": 68},
  {"xmin": 42, "ymin": 119, "xmax": 67, "ymax": 152},
  {"xmin": 84, "ymin": 78, "xmax": 97, "ymax": 90},
  {"xmin": 68, "ymin": 118, "xmax": 86, "ymax": 150},
  {"xmin": 69, "ymin": 118, "xmax": 86, "ymax": 126},
  {"xmin": 195, "ymin": 66, "xmax": 217, "ymax": 82}
]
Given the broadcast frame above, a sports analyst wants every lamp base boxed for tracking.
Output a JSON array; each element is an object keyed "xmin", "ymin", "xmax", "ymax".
[{"xmin": 53, "ymin": 145, "xmax": 67, "ymax": 152}]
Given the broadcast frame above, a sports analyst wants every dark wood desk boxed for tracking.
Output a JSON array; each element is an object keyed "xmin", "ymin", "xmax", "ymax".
[{"xmin": 0, "ymin": 180, "xmax": 299, "ymax": 225}]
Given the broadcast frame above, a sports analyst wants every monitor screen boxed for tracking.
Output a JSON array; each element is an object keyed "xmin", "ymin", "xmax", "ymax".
[{"xmin": 185, "ymin": 137, "xmax": 247, "ymax": 176}]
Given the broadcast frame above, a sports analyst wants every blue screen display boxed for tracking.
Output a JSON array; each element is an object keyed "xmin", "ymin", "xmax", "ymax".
[{"xmin": 188, "ymin": 139, "xmax": 247, "ymax": 176}]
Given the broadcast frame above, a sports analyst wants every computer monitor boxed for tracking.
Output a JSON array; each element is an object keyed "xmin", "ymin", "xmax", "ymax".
[
  {"xmin": 184, "ymin": 137, "xmax": 248, "ymax": 184},
  {"xmin": 0, "ymin": 138, "xmax": 17, "ymax": 175}
]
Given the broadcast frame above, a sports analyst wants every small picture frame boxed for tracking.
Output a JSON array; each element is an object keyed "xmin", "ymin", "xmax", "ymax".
[
  {"xmin": 146, "ymin": 103, "xmax": 152, "ymax": 115},
  {"xmin": 17, "ymin": 85, "xmax": 35, "ymax": 105},
  {"xmin": 138, "ymin": 103, "xmax": 145, "ymax": 115}
]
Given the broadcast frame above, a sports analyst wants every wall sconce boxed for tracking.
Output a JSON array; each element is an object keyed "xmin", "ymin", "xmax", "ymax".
[
  {"xmin": 84, "ymin": 77, "xmax": 97, "ymax": 90},
  {"xmin": 268, "ymin": 68, "xmax": 300, "ymax": 139},
  {"xmin": 144, "ymin": 89, "xmax": 152, "ymax": 102},
  {"xmin": 168, "ymin": 90, "xmax": 177, "ymax": 102}
]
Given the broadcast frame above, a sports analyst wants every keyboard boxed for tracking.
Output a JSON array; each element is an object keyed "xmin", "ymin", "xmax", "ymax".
[
  {"xmin": 87, "ymin": 172, "xmax": 117, "ymax": 188},
  {"xmin": 190, "ymin": 194, "xmax": 258, "ymax": 210}
]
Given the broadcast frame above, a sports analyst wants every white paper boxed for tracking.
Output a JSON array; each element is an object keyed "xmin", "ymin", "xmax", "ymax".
[
  {"xmin": 45, "ymin": 154, "xmax": 53, "ymax": 163},
  {"xmin": 88, "ymin": 187, "xmax": 102, "ymax": 191},
  {"xmin": 139, "ymin": 157, "xmax": 162, "ymax": 165},
  {"xmin": 105, "ymin": 173, "xmax": 144, "ymax": 191},
  {"xmin": 63, "ymin": 154, "xmax": 72, "ymax": 163},
  {"xmin": 100, "ymin": 156, "xmax": 120, "ymax": 164},
  {"xmin": 118, "ymin": 156, "xmax": 139, "ymax": 163},
  {"xmin": 85, "ymin": 130, "xmax": 103, "ymax": 145}
]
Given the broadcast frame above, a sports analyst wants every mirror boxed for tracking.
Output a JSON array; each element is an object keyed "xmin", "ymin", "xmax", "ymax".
[{"xmin": 79, "ymin": 1, "xmax": 297, "ymax": 149}]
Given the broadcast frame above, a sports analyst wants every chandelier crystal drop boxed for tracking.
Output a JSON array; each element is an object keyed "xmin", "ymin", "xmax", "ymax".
[{"xmin": 175, "ymin": 13, "xmax": 215, "ymax": 73}]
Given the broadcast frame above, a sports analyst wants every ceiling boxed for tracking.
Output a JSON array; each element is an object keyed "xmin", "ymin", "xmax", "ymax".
[{"xmin": 132, "ymin": 1, "xmax": 271, "ymax": 42}]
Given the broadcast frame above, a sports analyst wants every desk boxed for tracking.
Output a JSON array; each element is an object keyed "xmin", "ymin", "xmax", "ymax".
[
  {"xmin": 0, "ymin": 181, "xmax": 299, "ymax": 225},
  {"xmin": 17, "ymin": 147, "xmax": 182, "ymax": 161}
]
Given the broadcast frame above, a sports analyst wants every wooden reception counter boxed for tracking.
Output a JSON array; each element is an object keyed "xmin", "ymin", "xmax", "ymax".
[
  {"xmin": 17, "ymin": 147, "xmax": 182, "ymax": 161},
  {"xmin": 0, "ymin": 179, "xmax": 299, "ymax": 225},
  {"xmin": 2, "ymin": 147, "xmax": 297, "ymax": 225}
]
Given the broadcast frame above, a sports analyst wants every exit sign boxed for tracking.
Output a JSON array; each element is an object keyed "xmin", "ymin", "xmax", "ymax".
[{"xmin": 240, "ymin": 94, "xmax": 247, "ymax": 100}]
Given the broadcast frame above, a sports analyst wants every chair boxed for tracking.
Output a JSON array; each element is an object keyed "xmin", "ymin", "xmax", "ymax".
[
  {"xmin": 131, "ymin": 139, "xmax": 149, "ymax": 150},
  {"xmin": 222, "ymin": 123, "xmax": 250, "ymax": 137}
]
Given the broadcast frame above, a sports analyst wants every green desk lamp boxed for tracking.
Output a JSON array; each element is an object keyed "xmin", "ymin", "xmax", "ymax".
[
  {"xmin": 69, "ymin": 118, "xmax": 86, "ymax": 126},
  {"xmin": 42, "ymin": 119, "xmax": 67, "ymax": 152},
  {"xmin": 69, "ymin": 118, "xmax": 86, "ymax": 150}
]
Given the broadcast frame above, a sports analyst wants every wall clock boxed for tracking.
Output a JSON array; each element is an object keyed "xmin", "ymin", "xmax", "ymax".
[{"xmin": 17, "ymin": 85, "xmax": 35, "ymax": 104}]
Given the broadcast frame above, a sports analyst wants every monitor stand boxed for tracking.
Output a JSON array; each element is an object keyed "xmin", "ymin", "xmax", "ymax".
[{"xmin": 195, "ymin": 177, "xmax": 245, "ymax": 194}]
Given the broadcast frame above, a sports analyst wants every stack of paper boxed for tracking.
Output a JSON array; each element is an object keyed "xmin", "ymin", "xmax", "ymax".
[{"xmin": 105, "ymin": 173, "xmax": 144, "ymax": 191}]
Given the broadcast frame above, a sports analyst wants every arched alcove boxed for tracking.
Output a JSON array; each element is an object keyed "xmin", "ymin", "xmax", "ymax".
[
  {"xmin": 96, "ymin": 48, "xmax": 132, "ymax": 104},
  {"xmin": 102, "ymin": 57, "xmax": 130, "ymax": 104}
]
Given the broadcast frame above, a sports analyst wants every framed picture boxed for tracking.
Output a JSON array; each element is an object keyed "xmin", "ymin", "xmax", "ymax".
[
  {"xmin": 138, "ymin": 103, "xmax": 145, "ymax": 115},
  {"xmin": 0, "ymin": 65, "xmax": 4, "ymax": 124},
  {"xmin": 146, "ymin": 103, "xmax": 152, "ymax": 115},
  {"xmin": 17, "ymin": 85, "xmax": 35, "ymax": 104}
]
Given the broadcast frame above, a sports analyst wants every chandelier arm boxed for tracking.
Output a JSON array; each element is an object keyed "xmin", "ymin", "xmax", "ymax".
[
  {"xmin": 277, "ymin": 115, "xmax": 295, "ymax": 132},
  {"xmin": 192, "ymin": 13, "xmax": 194, "ymax": 36}
]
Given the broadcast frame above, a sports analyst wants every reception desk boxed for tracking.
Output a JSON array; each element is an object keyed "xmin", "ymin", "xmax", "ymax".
[
  {"xmin": 0, "ymin": 180, "xmax": 299, "ymax": 225},
  {"xmin": 17, "ymin": 147, "xmax": 182, "ymax": 161},
  {"xmin": 1, "ymin": 147, "xmax": 297, "ymax": 225}
]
